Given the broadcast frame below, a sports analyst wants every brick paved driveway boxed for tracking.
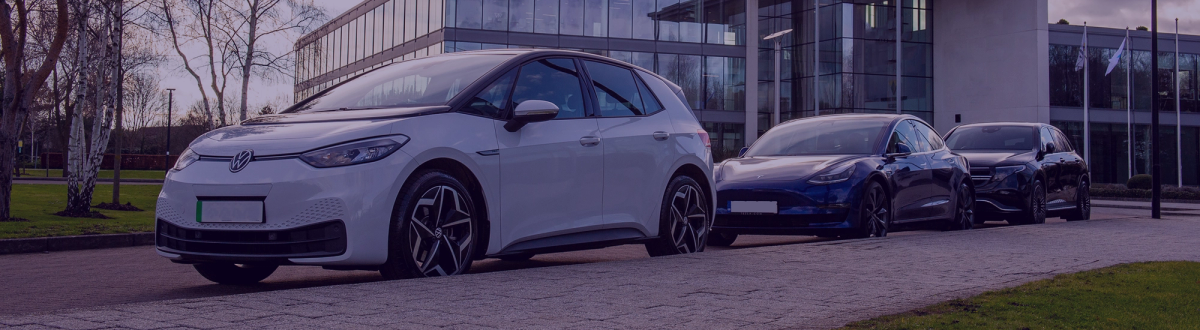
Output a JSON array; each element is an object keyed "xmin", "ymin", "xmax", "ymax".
[{"xmin": 3, "ymin": 214, "xmax": 1197, "ymax": 329}]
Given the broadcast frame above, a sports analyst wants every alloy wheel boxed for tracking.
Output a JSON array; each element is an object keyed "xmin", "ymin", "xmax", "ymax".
[
  {"xmin": 1031, "ymin": 183, "xmax": 1047, "ymax": 224},
  {"xmin": 407, "ymin": 185, "xmax": 474, "ymax": 276},
  {"xmin": 669, "ymin": 184, "xmax": 709, "ymax": 253},
  {"xmin": 953, "ymin": 183, "xmax": 975, "ymax": 230},
  {"xmin": 1079, "ymin": 182, "xmax": 1091, "ymax": 218},
  {"xmin": 862, "ymin": 184, "xmax": 889, "ymax": 237}
]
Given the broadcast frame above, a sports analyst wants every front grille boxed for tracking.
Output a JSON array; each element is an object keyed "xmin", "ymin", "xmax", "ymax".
[
  {"xmin": 714, "ymin": 213, "xmax": 847, "ymax": 228},
  {"xmin": 156, "ymin": 220, "xmax": 346, "ymax": 258},
  {"xmin": 970, "ymin": 168, "xmax": 992, "ymax": 185}
]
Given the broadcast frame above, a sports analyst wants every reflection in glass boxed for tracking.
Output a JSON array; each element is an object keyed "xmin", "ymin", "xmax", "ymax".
[
  {"xmin": 457, "ymin": 0, "xmax": 482, "ymax": 29},
  {"xmin": 509, "ymin": 0, "xmax": 533, "ymax": 32},
  {"xmin": 560, "ymin": 0, "xmax": 583, "ymax": 35},
  {"xmin": 632, "ymin": 0, "xmax": 655, "ymax": 39},
  {"xmin": 609, "ymin": 0, "xmax": 631, "ymax": 38},
  {"xmin": 534, "ymin": 0, "xmax": 558, "ymax": 34},
  {"xmin": 483, "ymin": 0, "xmax": 507, "ymax": 30},
  {"xmin": 585, "ymin": 0, "xmax": 608, "ymax": 37},
  {"xmin": 656, "ymin": 0, "xmax": 679, "ymax": 41}
]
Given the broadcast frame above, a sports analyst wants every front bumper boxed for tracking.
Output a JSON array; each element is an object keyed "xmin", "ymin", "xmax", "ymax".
[
  {"xmin": 155, "ymin": 151, "xmax": 415, "ymax": 266},
  {"xmin": 970, "ymin": 167, "xmax": 1032, "ymax": 218},
  {"xmin": 712, "ymin": 179, "xmax": 860, "ymax": 235}
]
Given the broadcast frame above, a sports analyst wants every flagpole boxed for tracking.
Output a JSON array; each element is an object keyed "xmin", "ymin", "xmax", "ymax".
[
  {"xmin": 1127, "ymin": 27, "xmax": 1133, "ymax": 180},
  {"xmin": 1151, "ymin": 0, "xmax": 1161, "ymax": 219},
  {"xmin": 1176, "ymin": 18, "xmax": 1182, "ymax": 187},
  {"xmin": 813, "ymin": 0, "xmax": 819, "ymax": 117},
  {"xmin": 896, "ymin": 0, "xmax": 902, "ymax": 115},
  {"xmin": 1084, "ymin": 23, "xmax": 1090, "ymax": 167}
]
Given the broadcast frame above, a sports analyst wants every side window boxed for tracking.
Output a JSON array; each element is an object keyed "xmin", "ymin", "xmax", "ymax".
[
  {"xmin": 634, "ymin": 71, "xmax": 664, "ymax": 114},
  {"xmin": 1052, "ymin": 129, "xmax": 1074, "ymax": 152},
  {"xmin": 902, "ymin": 121, "xmax": 931, "ymax": 153},
  {"xmin": 511, "ymin": 58, "xmax": 587, "ymax": 119},
  {"xmin": 584, "ymin": 60, "xmax": 645, "ymax": 117},
  {"xmin": 888, "ymin": 122, "xmax": 924, "ymax": 154},
  {"xmin": 1039, "ymin": 127, "xmax": 1056, "ymax": 152},
  {"xmin": 461, "ymin": 70, "xmax": 516, "ymax": 118},
  {"xmin": 911, "ymin": 121, "xmax": 945, "ymax": 150}
]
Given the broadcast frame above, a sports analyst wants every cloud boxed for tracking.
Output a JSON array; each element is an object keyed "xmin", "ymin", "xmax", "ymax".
[{"xmin": 1050, "ymin": 0, "xmax": 1200, "ymax": 34}]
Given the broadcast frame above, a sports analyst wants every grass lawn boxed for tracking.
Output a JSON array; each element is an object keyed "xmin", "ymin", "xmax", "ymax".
[
  {"xmin": 1, "ymin": 184, "xmax": 161, "ymax": 239},
  {"xmin": 14, "ymin": 169, "xmax": 165, "ymax": 180},
  {"xmin": 843, "ymin": 261, "xmax": 1200, "ymax": 329}
]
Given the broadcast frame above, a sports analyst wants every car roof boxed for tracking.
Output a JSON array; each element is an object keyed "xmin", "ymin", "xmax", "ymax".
[{"xmin": 955, "ymin": 122, "xmax": 1046, "ymax": 128}]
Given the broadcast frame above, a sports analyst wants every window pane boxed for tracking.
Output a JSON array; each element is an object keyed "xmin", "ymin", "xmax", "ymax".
[
  {"xmin": 678, "ymin": 0, "xmax": 700, "ymax": 43},
  {"xmin": 509, "ymin": 0, "xmax": 534, "ymax": 32},
  {"xmin": 560, "ymin": 0, "xmax": 583, "ymax": 35},
  {"xmin": 585, "ymin": 60, "xmax": 645, "ymax": 117},
  {"xmin": 512, "ymin": 59, "xmax": 586, "ymax": 118},
  {"xmin": 534, "ymin": 0, "xmax": 558, "ymax": 34},
  {"xmin": 631, "ymin": 52, "xmax": 654, "ymax": 71},
  {"xmin": 383, "ymin": 2, "xmax": 394, "ymax": 49},
  {"xmin": 464, "ymin": 70, "xmax": 516, "ymax": 118},
  {"xmin": 632, "ymin": 0, "xmax": 655, "ymax": 39},
  {"xmin": 483, "ymin": 0, "xmax": 508, "ymax": 30},
  {"xmin": 704, "ymin": 56, "xmax": 723, "ymax": 110},
  {"xmin": 584, "ymin": 0, "xmax": 607, "ymax": 37},
  {"xmin": 635, "ymin": 72, "xmax": 664, "ymax": 112},
  {"xmin": 366, "ymin": 9, "xmax": 376, "ymax": 56},
  {"xmin": 430, "ymin": 0, "xmax": 444, "ymax": 30},
  {"xmin": 416, "ymin": 0, "xmax": 429, "ymax": 36},
  {"xmin": 609, "ymin": 0, "xmax": 631, "ymax": 38},
  {"xmin": 396, "ymin": 0, "xmax": 406, "ymax": 40},
  {"xmin": 458, "ymin": 0, "xmax": 482, "ymax": 29},
  {"xmin": 405, "ymin": 0, "xmax": 417, "ymax": 42},
  {"xmin": 679, "ymin": 55, "xmax": 701, "ymax": 109},
  {"xmin": 656, "ymin": 0, "xmax": 679, "ymax": 41}
]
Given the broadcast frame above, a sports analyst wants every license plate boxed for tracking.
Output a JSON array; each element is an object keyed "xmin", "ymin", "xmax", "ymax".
[
  {"xmin": 731, "ymin": 201, "xmax": 777, "ymax": 214},
  {"xmin": 197, "ymin": 201, "xmax": 264, "ymax": 223}
]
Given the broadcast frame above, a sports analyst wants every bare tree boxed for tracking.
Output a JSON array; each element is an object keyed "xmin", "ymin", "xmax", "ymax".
[
  {"xmin": 0, "ymin": 0, "xmax": 70, "ymax": 221},
  {"xmin": 123, "ymin": 71, "xmax": 163, "ymax": 154},
  {"xmin": 225, "ymin": 0, "xmax": 322, "ymax": 121},
  {"xmin": 61, "ymin": 0, "xmax": 124, "ymax": 216},
  {"xmin": 152, "ymin": 0, "xmax": 235, "ymax": 128}
]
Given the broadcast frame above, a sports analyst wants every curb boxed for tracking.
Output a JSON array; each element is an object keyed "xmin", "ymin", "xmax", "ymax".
[
  {"xmin": 1093, "ymin": 197, "xmax": 1200, "ymax": 204},
  {"xmin": 10, "ymin": 177, "xmax": 163, "ymax": 183},
  {"xmin": 0, "ymin": 232, "xmax": 155, "ymax": 255}
]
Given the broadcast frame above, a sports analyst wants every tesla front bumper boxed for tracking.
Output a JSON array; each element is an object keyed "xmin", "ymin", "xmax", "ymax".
[
  {"xmin": 154, "ymin": 152, "xmax": 415, "ymax": 266},
  {"xmin": 712, "ymin": 180, "xmax": 861, "ymax": 235}
]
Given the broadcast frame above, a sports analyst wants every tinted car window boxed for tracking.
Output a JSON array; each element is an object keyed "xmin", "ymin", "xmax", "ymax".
[
  {"xmin": 461, "ymin": 70, "xmax": 515, "ymax": 118},
  {"xmin": 511, "ymin": 59, "xmax": 587, "ymax": 119},
  {"xmin": 284, "ymin": 54, "xmax": 511, "ymax": 113},
  {"xmin": 584, "ymin": 61, "xmax": 645, "ymax": 117},
  {"xmin": 1052, "ymin": 129, "xmax": 1074, "ymax": 152},
  {"xmin": 890, "ymin": 121, "xmax": 927, "ymax": 153},
  {"xmin": 945, "ymin": 126, "xmax": 1037, "ymax": 151},
  {"xmin": 746, "ymin": 117, "xmax": 891, "ymax": 157},
  {"xmin": 1040, "ymin": 127, "xmax": 1056, "ymax": 152},
  {"xmin": 635, "ymin": 74, "xmax": 664, "ymax": 113},
  {"xmin": 912, "ymin": 121, "xmax": 945, "ymax": 150}
]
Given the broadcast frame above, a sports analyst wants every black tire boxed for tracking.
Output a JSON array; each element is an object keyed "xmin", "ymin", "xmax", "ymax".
[
  {"xmin": 944, "ymin": 182, "xmax": 975, "ymax": 231},
  {"xmin": 380, "ymin": 170, "xmax": 479, "ymax": 280},
  {"xmin": 646, "ymin": 176, "xmax": 711, "ymax": 257},
  {"xmin": 1065, "ymin": 180, "xmax": 1091, "ymax": 221},
  {"xmin": 498, "ymin": 253, "xmax": 535, "ymax": 261},
  {"xmin": 1010, "ymin": 180, "xmax": 1046, "ymax": 225},
  {"xmin": 847, "ymin": 181, "xmax": 891, "ymax": 238},
  {"xmin": 193, "ymin": 263, "xmax": 277, "ymax": 285},
  {"xmin": 706, "ymin": 231, "xmax": 738, "ymax": 247}
]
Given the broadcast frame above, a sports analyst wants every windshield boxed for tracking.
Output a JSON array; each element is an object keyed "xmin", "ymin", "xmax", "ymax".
[
  {"xmin": 745, "ymin": 117, "xmax": 891, "ymax": 157},
  {"xmin": 283, "ymin": 54, "xmax": 512, "ymax": 113},
  {"xmin": 945, "ymin": 126, "xmax": 1037, "ymax": 151}
]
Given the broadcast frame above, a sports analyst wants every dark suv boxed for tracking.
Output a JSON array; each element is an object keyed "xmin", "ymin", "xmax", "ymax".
[{"xmin": 943, "ymin": 123, "xmax": 1090, "ymax": 225}]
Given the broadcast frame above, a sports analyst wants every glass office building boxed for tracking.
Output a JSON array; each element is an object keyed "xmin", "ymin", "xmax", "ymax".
[
  {"xmin": 1047, "ymin": 24, "xmax": 1200, "ymax": 185},
  {"xmin": 295, "ymin": 0, "xmax": 936, "ymax": 161}
]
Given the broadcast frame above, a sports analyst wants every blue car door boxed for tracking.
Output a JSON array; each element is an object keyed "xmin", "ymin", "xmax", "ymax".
[
  {"xmin": 912, "ymin": 120, "xmax": 956, "ymax": 219},
  {"xmin": 885, "ymin": 121, "xmax": 932, "ymax": 222}
]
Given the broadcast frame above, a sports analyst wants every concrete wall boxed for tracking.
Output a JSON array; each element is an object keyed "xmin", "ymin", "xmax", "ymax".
[{"xmin": 932, "ymin": 0, "xmax": 1049, "ymax": 134}]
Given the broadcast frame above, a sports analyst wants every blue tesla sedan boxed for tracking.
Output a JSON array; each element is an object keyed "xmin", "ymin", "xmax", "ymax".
[{"xmin": 709, "ymin": 114, "xmax": 975, "ymax": 245}]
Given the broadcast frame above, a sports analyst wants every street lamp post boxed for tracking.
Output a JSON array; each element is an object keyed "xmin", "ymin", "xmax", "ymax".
[
  {"xmin": 165, "ymin": 88, "xmax": 175, "ymax": 173},
  {"xmin": 764, "ymin": 29, "xmax": 793, "ymax": 127},
  {"xmin": 1150, "ymin": 0, "xmax": 1161, "ymax": 219}
]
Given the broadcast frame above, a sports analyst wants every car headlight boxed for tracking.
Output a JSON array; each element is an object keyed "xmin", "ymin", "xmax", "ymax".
[
  {"xmin": 808, "ymin": 162, "xmax": 855, "ymax": 185},
  {"xmin": 991, "ymin": 165, "xmax": 1027, "ymax": 182},
  {"xmin": 173, "ymin": 148, "xmax": 199, "ymax": 171},
  {"xmin": 300, "ymin": 136, "xmax": 409, "ymax": 168}
]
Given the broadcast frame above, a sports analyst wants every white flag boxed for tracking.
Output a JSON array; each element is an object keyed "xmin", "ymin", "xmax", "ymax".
[
  {"xmin": 1075, "ymin": 34, "xmax": 1088, "ymax": 71},
  {"xmin": 1105, "ymin": 37, "xmax": 1126, "ymax": 76}
]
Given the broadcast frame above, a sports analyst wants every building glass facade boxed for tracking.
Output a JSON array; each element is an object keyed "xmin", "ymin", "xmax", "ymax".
[
  {"xmin": 1048, "ymin": 24, "xmax": 1200, "ymax": 186},
  {"xmin": 296, "ymin": 0, "xmax": 937, "ymax": 162}
]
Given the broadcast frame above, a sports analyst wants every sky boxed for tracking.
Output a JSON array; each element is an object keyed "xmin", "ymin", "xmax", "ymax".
[{"xmin": 159, "ymin": 0, "xmax": 1199, "ymax": 118}]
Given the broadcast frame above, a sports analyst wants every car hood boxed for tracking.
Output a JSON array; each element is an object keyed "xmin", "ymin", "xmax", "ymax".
[
  {"xmin": 717, "ymin": 155, "xmax": 863, "ymax": 183},
  {"xmin": 186, "ymin": 107, "xmax": 446, "ymax": 156},
  {"xmin": 955, "ymin": 150, "xmax": 1036, "ymax": 168}
]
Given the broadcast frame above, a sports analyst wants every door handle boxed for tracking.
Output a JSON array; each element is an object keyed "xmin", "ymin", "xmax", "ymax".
[
  {"xmin": 1059, "ymin": 159, "xmax": 1066, "ymax": 163},
  {"xmin": 580, "ymin": 136, "xmax": 601, "ymax": 147},
  {"xmin": 652, "ymin": 131, "xmax": 670, "ymax": 141}
]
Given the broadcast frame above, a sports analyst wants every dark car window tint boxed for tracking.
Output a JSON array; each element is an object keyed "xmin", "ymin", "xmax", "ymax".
[
  {"xmin": 892, "ymin": 121, "xmax": 928, "ymax": 153},
  {"xmin": 511, "ymin": 59, "xmax": 587, "ymax": 119},
  {"xmin": 284, "ymin": 54, "xmax": 511, "ymax": 113},
  {"xmin": 746, "ymin": 117, "xmax": 891, "ymax": 157},
  {"xmin": 462, "ymin": 70, "xmax": 516, "ymax": 118},
  {"xmin": 912, "ymin": 121, "xmax": 945, "ymax": 150},
  {"xmin": 1040, "ymin": 127, "xmax": 1056, "ymax": 152},
  {"xmin": 1051, "ymin": 129, "xmax": 1074, "ymax": 152},
  {"xmin": 635, "ymin": 74, "xmax": 664, "ymax": 114},
  {"xmin": 585, "ymin": 61, "xmax": 645, "ymax": 117},
  {"xmin": 945, "ymin": 126, "xmax": 1037, "ymax": 151}
]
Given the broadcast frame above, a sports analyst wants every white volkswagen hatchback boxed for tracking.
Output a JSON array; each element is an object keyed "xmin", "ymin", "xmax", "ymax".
[{"xmin": 156, "ymin": 50, "xmax": 714, "ymax": 284}]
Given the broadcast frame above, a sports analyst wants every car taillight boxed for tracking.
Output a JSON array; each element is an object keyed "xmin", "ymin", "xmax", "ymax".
[{"xmin": 697, "ymin": 129, "xmax": 711, "ymax": 148}]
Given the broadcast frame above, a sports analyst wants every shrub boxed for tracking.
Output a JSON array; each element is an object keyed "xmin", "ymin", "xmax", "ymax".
[
  {"xmin": 1127, "ymin": 174, "xmax": 1153, "ymax": 190},
  {"xmin": 1090, "ymin": 183, "xmax": 1200, "ymax": 201}
]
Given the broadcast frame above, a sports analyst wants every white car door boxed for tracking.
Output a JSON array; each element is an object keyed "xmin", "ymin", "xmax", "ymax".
[
  {"xmin": 583, "ymin": 60, "xmax": 676, "ymax": 234},
  {"xmin": 495, "ymin": 58, "xmax": 605, "ymax": 249}
]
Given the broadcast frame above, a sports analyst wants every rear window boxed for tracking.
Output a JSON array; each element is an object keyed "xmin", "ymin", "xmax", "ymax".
[{"xmin": 945, "ymin": 126, "xmax": 1037, "ymax": 151}]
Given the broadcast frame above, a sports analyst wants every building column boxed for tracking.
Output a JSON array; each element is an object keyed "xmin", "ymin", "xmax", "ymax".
[{"xmin": 745, "ymin": 0, "xmax": 760, "ymax": 146}]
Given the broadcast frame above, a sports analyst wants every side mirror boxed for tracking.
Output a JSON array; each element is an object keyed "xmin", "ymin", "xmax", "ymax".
[
  {"xmin": 1044, "ymin": 143, "xmax": 1057, "ymax": 154},
  {"xmin": 504, "ymin": 100, "xmax": 559, "ymax": 132},
  {"xmin": 738, "ymin": 147, "xmax": 749, "ymax": 158},
  {"xmin": 886, "ymin": 143, "xmax": 912, "ymax": 160}
]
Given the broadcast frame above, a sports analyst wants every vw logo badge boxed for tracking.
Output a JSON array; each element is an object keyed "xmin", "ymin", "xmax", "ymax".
[{"xmin": 229, "ymin": 149, "xmax": 254, "ymax": 173}]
